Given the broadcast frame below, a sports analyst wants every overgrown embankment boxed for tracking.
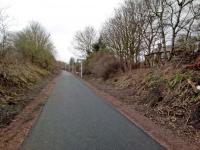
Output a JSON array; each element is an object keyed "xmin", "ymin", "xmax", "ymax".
[
  {"xmin": 0, "ymin": 60, "xmax": 54, "ymax": 127},
  {"xmin": 0, "ymin": 22, "xmax": 59, "ymax": 128},
  {"xmin": 85, "ymin": 65, "xmax": 200, "ymax": 145}
]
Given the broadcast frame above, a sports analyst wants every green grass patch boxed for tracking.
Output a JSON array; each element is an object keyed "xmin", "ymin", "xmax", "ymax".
[{"xmin": 145, "ymin": 73, "xmax": 166, "ymax": 89}]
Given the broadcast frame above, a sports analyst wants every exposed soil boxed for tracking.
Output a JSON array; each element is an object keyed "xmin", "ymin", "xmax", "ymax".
[
  {"xmin": 0, "ymin": 73, "xmax": 59, "ymax": 150},
  {"xmin": 84, "ymin": 65, "xmax": 200, "ymax": 149}
]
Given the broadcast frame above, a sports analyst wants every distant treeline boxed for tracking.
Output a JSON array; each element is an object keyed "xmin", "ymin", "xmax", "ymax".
[{"xmin": 72, "ymin": 0, "xmax": 200, "ymax": 73}]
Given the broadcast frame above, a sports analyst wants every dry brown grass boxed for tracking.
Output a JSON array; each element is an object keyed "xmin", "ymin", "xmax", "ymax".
[
  {"xmin": 0, "ymin": 56, "xmax": 51, "ymax": 127},
  {"xmin": 86, "ymin": 64, "xmax": 200, "ymax": 144}
]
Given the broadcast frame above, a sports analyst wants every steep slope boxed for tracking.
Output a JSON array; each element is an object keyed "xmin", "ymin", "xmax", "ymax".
[
  {"xmin": 0, "ymin": 61, "xmax": 50, "ymax": 127},
  {"xmin": 85, "ymin": 65, "xmax": 200, "ymax": 144}
]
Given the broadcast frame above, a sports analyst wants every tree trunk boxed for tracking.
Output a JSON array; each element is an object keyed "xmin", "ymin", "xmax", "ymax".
[{"xmin": 170, "ymin": 33, "xmax": 176, "ymax": 60}]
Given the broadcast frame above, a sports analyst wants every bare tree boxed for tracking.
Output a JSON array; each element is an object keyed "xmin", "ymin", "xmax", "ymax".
[
  {"xmin": 165, "ymin": 0, "xmax": 197, "ymax": 58},
  {"xmin": 14, "ymin": 21, "xmax": 55, "ymax": 69},
  {"xmin": 145, "ymin": 0, "xmax": 169, "ymax": 59},
  {"xmin": 0, "ymin": 9, "xmax": 10, "ymax": 56},
  {"xmin": 80, "ymin": 0, "xmax": 200, "ymax": 69},
  {"xmin": 142, "ymin": 2, "xmax": 159, "ymax": 55},
  {"xmin": 73, "ymin": 26, "xmax": 96, "ymax": 56},
  {"xmin": 102, "ymin": 0, "xmax": 146, "ymax": 70}
]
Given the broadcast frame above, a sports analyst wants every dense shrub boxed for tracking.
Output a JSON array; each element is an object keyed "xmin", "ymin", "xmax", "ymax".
[
  {"xmin": 13, "ymin": 22, "xmax": 56, "ymax": 71},
  {"xmin": 84, "ymin": 50, "xmax": 120, "ymax": 79}
]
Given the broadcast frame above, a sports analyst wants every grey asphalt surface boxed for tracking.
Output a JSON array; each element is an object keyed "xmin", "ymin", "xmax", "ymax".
[{"xmin": 22, "ymin": 71, "xmax": 164, "ymax": 150}]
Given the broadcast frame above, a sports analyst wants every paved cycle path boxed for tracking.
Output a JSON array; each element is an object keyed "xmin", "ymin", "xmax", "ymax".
[{"xmin": 22, "ymin": 71, "xmax": 164, "ymax": 150}]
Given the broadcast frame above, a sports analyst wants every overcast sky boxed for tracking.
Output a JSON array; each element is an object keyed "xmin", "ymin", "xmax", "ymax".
[{"xmin": 1, "ymin": 0, "xmax": 122, "ymax": 62}]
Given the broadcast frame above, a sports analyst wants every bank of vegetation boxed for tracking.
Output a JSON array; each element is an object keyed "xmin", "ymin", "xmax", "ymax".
[
  {"xmin": 71, "ymin": 0, "xmax": 200, "ymax": 145},
  {"xmin": 0, "ymin": 10, "xmax": 57, "ymax": 127}
]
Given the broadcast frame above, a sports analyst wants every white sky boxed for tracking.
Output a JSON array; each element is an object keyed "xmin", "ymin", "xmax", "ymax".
[{"xmin": 0, "ymin": 0, "xmax": 122, "ymax": 62}]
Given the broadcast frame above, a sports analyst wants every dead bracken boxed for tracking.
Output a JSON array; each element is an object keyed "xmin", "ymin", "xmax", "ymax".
[{"xmin": 85, "ymin": 65, "xmax": 200, "ymax": 146}]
